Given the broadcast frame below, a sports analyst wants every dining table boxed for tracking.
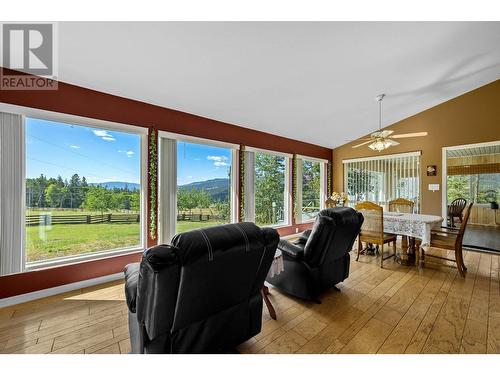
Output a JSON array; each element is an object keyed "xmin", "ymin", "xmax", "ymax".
[{"xmin": 382, "ymin": 212, "xmax": 443, "ymax": 266}]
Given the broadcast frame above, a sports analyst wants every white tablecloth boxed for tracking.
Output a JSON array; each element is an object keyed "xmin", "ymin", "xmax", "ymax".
[
  {"xmin": 268, "ymin": 249, "xmax": 284, "ymax": 278},
  {"xmin": 383, "ymin": 213, "xmax": 443, "ymax": 247}
]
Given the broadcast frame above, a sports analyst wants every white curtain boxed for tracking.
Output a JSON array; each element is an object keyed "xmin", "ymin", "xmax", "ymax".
[
  {"xmin": 159, "ymin": 137, "xmax": 177, "ymax": 243},
  {"xmin": 243, "ymin": 150, "xmax": 255, "ymax": 222},
  {"xmin": 0, "ymin": 112, "xmax": 25, "ymax": 275},
  {"xmin": 343, "ymin": 152, "xmax": 421, "ymax": 212}
]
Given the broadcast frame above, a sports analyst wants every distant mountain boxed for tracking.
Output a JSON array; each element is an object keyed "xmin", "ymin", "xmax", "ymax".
[
  {"xmin": 90, "ymin": 181, "xmax": 140, "ymax": 191},
  {"xmin": 179, "ymin": 178, "xmax": 230, "ymax": 201}
]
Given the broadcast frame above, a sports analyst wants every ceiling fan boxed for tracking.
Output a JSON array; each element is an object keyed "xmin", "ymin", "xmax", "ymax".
[{"xmin": 352, "ymin": 94, "xmax": 428, "ymax": 151}]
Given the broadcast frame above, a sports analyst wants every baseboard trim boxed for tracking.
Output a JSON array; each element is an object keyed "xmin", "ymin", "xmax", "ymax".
[{"xmin": 0, "ymin": 272, "xmax": 124, "ymax": 308}]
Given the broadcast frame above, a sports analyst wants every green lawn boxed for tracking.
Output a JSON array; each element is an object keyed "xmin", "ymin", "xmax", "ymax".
[
  {"xmin": 26, "ymin": 209, "xmax": 137, "ymax": 216},
  {"xmin": 26, "ymin": 219, "xmax": 229, "ymax": 263},
  {"xmin": 176, "ymin": 220, "xmax": 228, "ymax": 233},
  {"xmin": 26, "ymin": 223, "xmax": 141, "ymax": 262}
]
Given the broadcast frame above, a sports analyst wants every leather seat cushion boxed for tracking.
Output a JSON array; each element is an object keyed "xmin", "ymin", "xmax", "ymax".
[{"xmin": 124, "ymin": 262, "xmax": 140, "ymax": 313}]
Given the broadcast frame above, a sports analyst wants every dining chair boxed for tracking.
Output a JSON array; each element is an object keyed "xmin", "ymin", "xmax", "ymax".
[
  {"xmin": 447, "ymin": 198, "xmax": 467, "ymax": 227},
  {"xmin": 425, "ymin": 203, "xmax": 473, "ymax": 277},
  {"xmin": 355, "ymin": 201, "xmax": 397, "ymax": 268},
  {"xmin": 388, "ymin": 198, "xmax": 415, "ymax": 254},
  {"xmin": 388, "ymin": 198, "xmax": 414, "ymax": 213}
]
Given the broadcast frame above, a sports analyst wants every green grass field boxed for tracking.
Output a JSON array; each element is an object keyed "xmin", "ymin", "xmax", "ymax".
[
  {"xmin": 26, "ymin": 223, "xmax": 141, "ymax": 262},
  {"xmin": 26, "ymin": 218, "xmax": 229, "ymax": 263}
]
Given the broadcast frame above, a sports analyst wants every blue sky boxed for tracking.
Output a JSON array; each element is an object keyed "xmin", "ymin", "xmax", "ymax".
[
  {"xmin": 26, "ymin": 118, "xmax": 141, "ymax": 184},
  {"xmin": 26, "ymin": 118, "xmax": 231, "ymax": 186},
  {"xmin": 177, "ymin": 141, "xmax": 231, "ymax": 185}
]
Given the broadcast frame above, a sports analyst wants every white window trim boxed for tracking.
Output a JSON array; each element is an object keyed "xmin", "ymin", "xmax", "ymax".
[
  {"xmin": 296, "ymin": 154, "xmax": 329, "ymax": 164},
  {"xmin": 0, "ymin": 104, "xmax": 148, "ymax": 271},
  {"xmin": 158, "ymin": 130, "xmax": 240, "ymax": 150},
  {"xmin": 245, "ymin": 146, "xmax": 292, "ymax": 159},
  {"xmin": 342, "ymin": 151, "xmax": 422, "ymax": 164},
  {"xmin": 296, "ymin": 156, "xmax": 328, "ymax": 224}
]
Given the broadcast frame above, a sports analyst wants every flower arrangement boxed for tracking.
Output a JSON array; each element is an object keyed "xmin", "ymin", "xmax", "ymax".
[{"xmin": 329, "ymin": 192, "xmax": 348, "ymax": 207}]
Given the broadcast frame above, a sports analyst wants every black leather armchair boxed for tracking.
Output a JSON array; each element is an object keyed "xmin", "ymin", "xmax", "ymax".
[
  {"xmin": 124, "ymin": 222, "xmax": 279, "ymax": 354},
  {"xmin": 266, "ymin": 207, "xmax": 363, "ymax": 302}
]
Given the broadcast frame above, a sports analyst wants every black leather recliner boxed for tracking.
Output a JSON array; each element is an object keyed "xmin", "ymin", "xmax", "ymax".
[
  {"xmin": 124, "ymin": 222, "xmax": 279, "ymax": 354},
  {"xmin": 266, "ymin": 207, "xmax": 363, "ymax": 302}
]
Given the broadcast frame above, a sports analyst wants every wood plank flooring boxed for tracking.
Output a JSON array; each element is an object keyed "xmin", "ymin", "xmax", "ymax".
[{"xmin": 1, "ymin": 245, "xmax": 499, "ymax": 354}]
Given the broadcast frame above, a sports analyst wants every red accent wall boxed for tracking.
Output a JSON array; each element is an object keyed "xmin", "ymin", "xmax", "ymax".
[{"xmin": 0, "ymin": 68, "xmax": 330, "ymax": 299}]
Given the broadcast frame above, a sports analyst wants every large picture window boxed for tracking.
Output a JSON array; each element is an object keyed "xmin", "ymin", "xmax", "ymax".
[
  {"xmin": 176, "ymin": 140, "xmax": 234, "ymax": 233},
  {"xmin": 244, "ymin": 150, "xmax": 290, "ymax": 227},
  {"xmin": 25, "ymin": 117, "xmax": 144, "ymax": 266}
]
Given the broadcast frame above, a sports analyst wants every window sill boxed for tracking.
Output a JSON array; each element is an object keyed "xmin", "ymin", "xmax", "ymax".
[{"xmin": 25, "ymin": 246, "xmax": 144, "ymax": 271}]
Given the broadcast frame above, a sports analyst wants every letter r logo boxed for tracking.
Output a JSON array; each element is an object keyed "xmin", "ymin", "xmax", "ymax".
[{"xmin": 2, "ymin": 23, "xmax": 53, "ymax": 75}]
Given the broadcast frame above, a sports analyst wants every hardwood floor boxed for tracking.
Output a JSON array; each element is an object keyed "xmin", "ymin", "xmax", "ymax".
[{"xmin": 1, "ymin": 245, "xmax": 499, "ymax": 354}]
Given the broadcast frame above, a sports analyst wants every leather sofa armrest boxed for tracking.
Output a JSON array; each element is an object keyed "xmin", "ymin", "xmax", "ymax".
[
  {"xmin": 124, "ymin": 263, "xmax": 140, "ymax": 313},
  {"xmin": 278, "ymin": 239, "xmax": 305, "ymax": 260},
  {"xmin": 294, "ymin": 229, "xmax": 312, "ymax": 245}
]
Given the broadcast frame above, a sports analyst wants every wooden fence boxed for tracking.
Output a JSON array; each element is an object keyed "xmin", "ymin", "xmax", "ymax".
[{"xmin": 26, "ymin": 213, "xmax": 140, "ymax": 226}]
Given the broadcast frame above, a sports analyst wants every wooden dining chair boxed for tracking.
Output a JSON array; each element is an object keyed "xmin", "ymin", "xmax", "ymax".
[
  {"xmin": 447, "ymin": 198, "xmax": 467, "ymax": 227},
  {"xmin": 388, "ymin": 198, "xmax": 415, "ymax": 253},
  {"xmin": 388, "ymin": 198, "xmax": 414, "ymax": 213},
  {"xmin": 425, "ymin": 203, "xmax": 473, "ymax": 277},
  {"xmin": 355, "ymin": 201, "xmax": 397, "ymax": 268}
]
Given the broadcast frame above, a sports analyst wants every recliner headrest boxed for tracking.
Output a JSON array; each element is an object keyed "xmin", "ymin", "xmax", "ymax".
[{"xmin": 171, "ymin": 222, "xmax": 266, "ymax": 264}]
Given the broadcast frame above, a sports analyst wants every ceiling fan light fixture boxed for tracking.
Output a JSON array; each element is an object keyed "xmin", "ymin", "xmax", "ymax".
[{"xmin": 368, "ymin": 139, "xmax": 392, "ymax": 152}]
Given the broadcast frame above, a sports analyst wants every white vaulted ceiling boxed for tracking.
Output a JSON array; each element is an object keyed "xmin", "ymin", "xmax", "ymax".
[{"xmin": 56, "ymin": 22, "xmax": 500, "ymax": 148}]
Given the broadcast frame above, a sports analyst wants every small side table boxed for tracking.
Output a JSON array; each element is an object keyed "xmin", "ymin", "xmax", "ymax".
[{"xmin": 261, "ymin": 249, "xmax": 284, "ymax": 320}]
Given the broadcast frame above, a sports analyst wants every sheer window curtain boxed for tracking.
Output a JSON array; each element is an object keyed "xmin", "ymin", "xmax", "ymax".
[
  {"xmin": 343, "ymin": 152, "xmax": 421, "ymax": 212},
  {"xmin": 158, "ymin": 137, "xmax": 177, "ymax": 244},
  {"xmin": 0, "ymin": 112, "xmax": 25, "ymax": 275}
]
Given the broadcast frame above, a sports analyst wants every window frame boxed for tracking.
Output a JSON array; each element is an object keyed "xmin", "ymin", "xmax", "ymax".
[
  {"xmin": 295, "ymin": 154, "xmax": 328, "ymax": 224},
  {"xmin": 245, "ymin": 146, "xmax": 292, "ymax": 228},
  {"xmin": 0, "ymin": 103, "xmax": 148, "ymax": 271},
  {"xmin": 158, "ymin": 131, "xmax": 240, "ymax": 243}
]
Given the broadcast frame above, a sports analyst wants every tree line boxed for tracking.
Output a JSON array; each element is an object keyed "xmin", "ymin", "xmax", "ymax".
[
  {"xmin": 26, "ymin": 174, "xmax": 140, "ymax": 213},
  {"xmin": 177, "ymin": 188, "xmax": 230, "ymax": 221}
]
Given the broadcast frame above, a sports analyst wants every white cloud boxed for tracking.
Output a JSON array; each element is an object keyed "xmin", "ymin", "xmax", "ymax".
[
  {"xmin": 93, "ymin": 129, "xmax": 115, "ymax": 142},
  {"xmin": 207, "ymin": 155, "xmax": 227, "ymax": 162},
  {"xmin": 93, "ymin": 129, "xmax": 110, "ymax": 137},
  {"xmin": 70, "ymin": 145, "xmax": 80, "ymax": 149},
  {"xmin": 207, "ymin": 155, "xmax": 229, "ymax": 167},
  {"xmin": 118, "ymin": 150, "xmax": 135, "ymax": 157}
]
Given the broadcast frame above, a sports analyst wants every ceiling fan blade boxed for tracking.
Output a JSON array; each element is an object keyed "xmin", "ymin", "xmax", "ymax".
[
  {"xmin": 391, "ymin": 132, "xmax": 428, "ymax": 139},
  {"xmin": 386, "ymin": 139, "xmax": 400, "ymax": 146},
  {"xmin": 346, "ymin": 138, "xmax": 372, "ymax": 142},
  {"xmin": 371, "ymin": 130, "xmax": 394, "ymax": 138},
  {"xmin": 352, "ymin": 140, "xmax": 373, "ymax": 148}
]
